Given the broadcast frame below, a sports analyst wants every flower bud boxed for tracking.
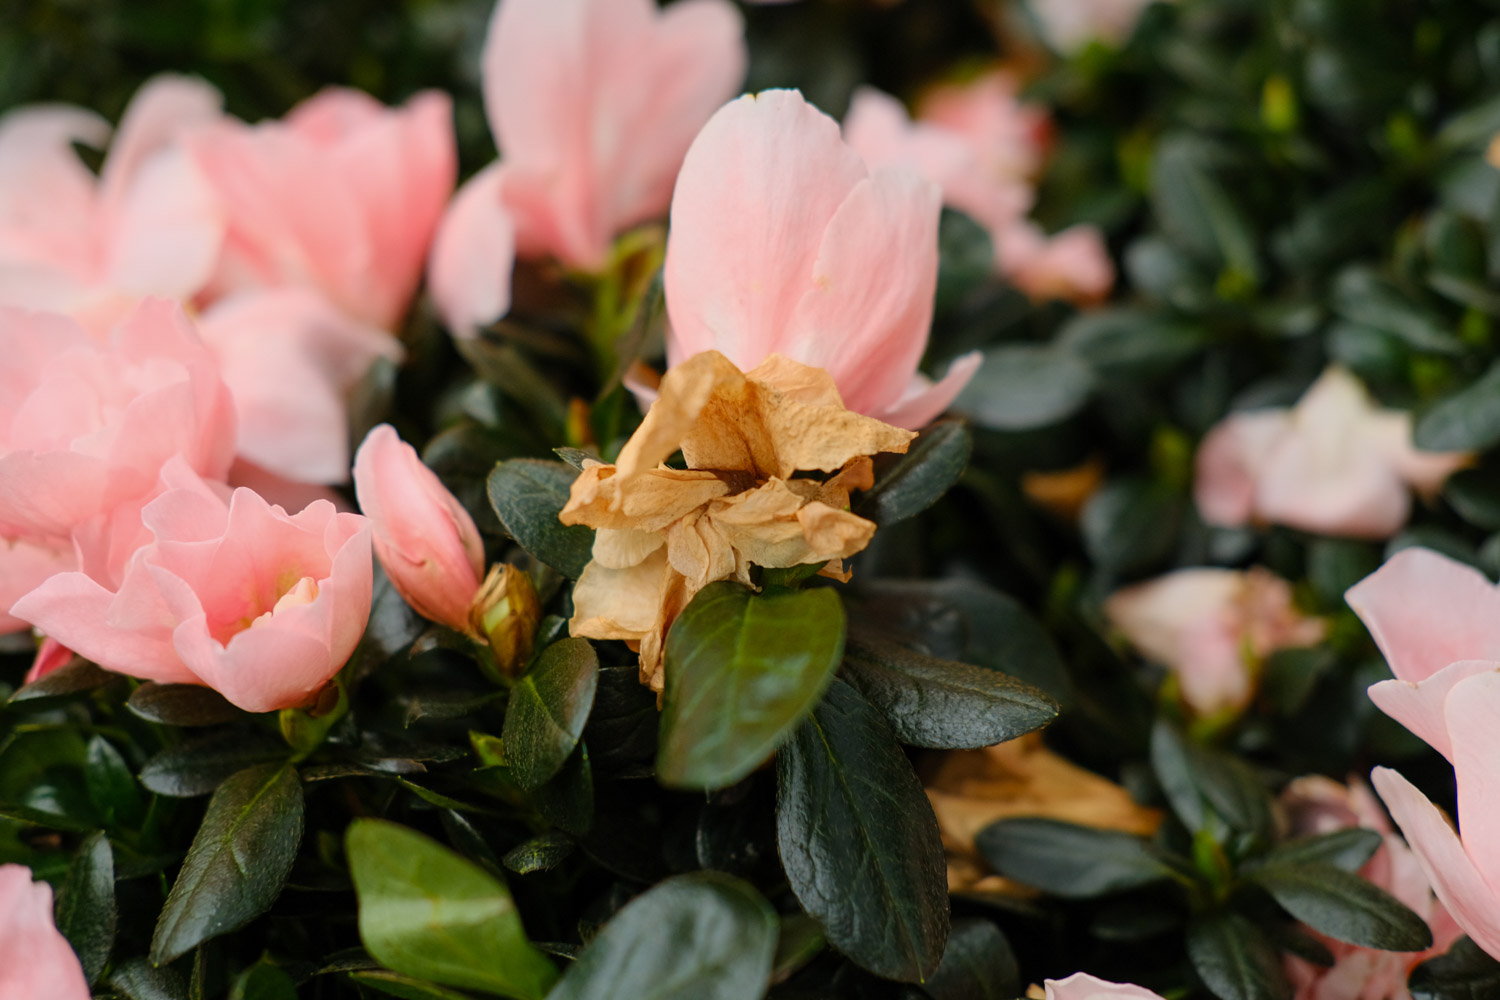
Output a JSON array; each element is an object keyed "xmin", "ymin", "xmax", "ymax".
[{"xmin": 470, "ymin": 564, "xmax": 541, "ymax": 677}]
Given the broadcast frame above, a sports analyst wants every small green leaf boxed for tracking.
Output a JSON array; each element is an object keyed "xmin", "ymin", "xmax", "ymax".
[
  {"xmin": 1255, "ymin": 829, "xmax": 1383, "ymax": 873},
  {"xmin": 658, "ymin": 583, "xmax": 845, "ymax": 790},
  {"xmin": 228, "ymin": 960, "xmax": 298, "ymax": 1000},
  {"xmin": 857, "ymin": 421, "xmax": 971, "ymax": 526},
  {"xmin": 1416, "ymin": 360, "xmax": 1500, "ymax": 452},
  {"xmin": 55, "ymin": 830, "xmax": 115, "ymax": 985},
  {"xmin": 1332, "ymin": 267, "xmax": 1462, "ymax": 355},
  {"xmin": 150, "ymin": 763, "xmax": 304, "ymax": 965},
  {"xmin": 486, "ymin": 459, "xmax": 594, "ymax": 578},
  {"xmin": 127, "ymin": 683, "xmax": 241, "ymax": 727},
  {"xmin": 1081, "ymin": 477, "xmax": 1184, "ymax": 575},
  {"xmin": 1151, "ymin": 719, "xmax": 1274, "ymax": 840},
  {"xmin": 975, "ymin": 818, "xmax": 1192, "ymax": 898},
  {"xmin": 502, "ymin": 832, "xmax": 575, "ymax": 874},
  {"xmin": 108, "ymin": 957, "xmax": 188, "ymax": 1000},
  {"xmin": 347, "ymin": 818, "xmax": 557, "ymax": 1000},
  {"xmin": 1150, "ymin": 134, "xmax": 1259, "ymax": 279},
  {"xmin": 7, "ymin": 659, "xmax": 115, "ymax": 703},
  {"xmin": 138, "ymin": 730, "xmax": 288, "ymax": 798},
  {"xmin": 532, "ymin": 742, "xmax": 595, "ymax": 836},
  {"xmin": 934, "ymin": 208, "xmax": 995, "ymax": 311},
  {"xmin": 840, "ymin": 634, "xmax": 1057, "ymax": 749},
  {"xmin": 920, "ymin": 918, "xmax": 1020, "ymax": 1000},
  {"xmin": 770, "ymin": 914, "xmax": 825, "ymax": 985},
  {"xmin": 1062, "ymin": 309, "xmax": 1205, "ymax": 380},
  {"xmin": 776, "ymin": 679, "xmax": 949, "ymax": 983},
  {"xmin": 954, "ymin": 344, "xmax": 1094, "ymax": 431},
  {"xmin": 1187, "ymin": 912, "xmax": 1292, "ymax": 1000},
  {"xmin": 502, "ymin": 637, "xmax": 599, "ymax": 790},
  {"xmin": 1247, "ymin": 862, "xmax": 1433, "ymax": 951},
  {"xmin": 1409, "ymin": 936, "xmax": 1500, "ymax": 1000},
  {"xmin": 547, "ymin": 872, "xmax": 778, "ymax": 1000}
]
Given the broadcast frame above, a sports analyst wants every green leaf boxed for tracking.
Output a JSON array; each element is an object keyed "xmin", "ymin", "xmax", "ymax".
[
  {"xmin": 856, "ymin": 421, "xmax": 972, "ymax": 526},
  {"xmin": 975, "ymin": 818, "xmax": 1191, "ymax": 898},
  {"xmin": 1150, "ymin": 134, "xmax": 1259, "ymax": 279},
  {"xmin": 0, "ymin": 801, "xmax": 95, "ymax": 832},
  {"xmin": 349, "ymin": 970, "xmax": 481, "ymax": 1000},
  {"xmin": 1187, "ymin": 912, "xmax": 1292, "ymax": 1000},
  {"xmin": 1409, "ymin": 936, "xmax": 1500, "ymax": 1000},
  {"xmin": 954, "ymin": 344, "xmax": 1094, "ymax": 431},
  {"xmin": 1445, "ymin": 467, "xmax": 1500, "ymax": 532},
  {"xmin": 547, "ymin": 872, "xmax": 778, "ymax": 1000},
  {"xmin": 839, "ymin": 634, "xmax": 1057, "ymax": 749},
  {"xmin": 108, "ymin": 958, "xmax": 188, "ymax": 1000},
  {"xmin": 1081, "ymin": 477, "xmax": 1184, "ymax": 575},
  {"xmin": 934, "ymin": 208, "xmax": 995, "ymax": 312},
  {"xmin": 228, "ymin": 960, "xmax": 298, "ymax": 1000},
  {"xmin": 502, "ymin": 832, "xmax": 575, "ymax": 875},
  {"xmin": 85, "ymin": 734, "xmax": 145, "ymax": 829},
  {"xmin": 532, "ymin": 742, "xmax": 595, "ymax": 836},
  {"xmin": 1255, "ymin": 829, "xmax": 1383, "ymax": 873},
  {"xmin": 770, "ymin": 914, "xmax": 825, "ymax": 985},
  {"xmin": 1150, "ymin": 720, "xmax": 1274, "ymax": 839},
  {"xmin": 55, "ymin": 830, "xmax": 115, "ymax": 985},
  {"xmin": 127, "ymin": 683, "xmax": 241, "ymax": 727},
  {"xmin": 920, "ymin": 918, "xmax": 1020, "ymax": 1000},
  {"xmin": 1247, "ymin": 862, "xmax": 1433, "ymax": 951},
  {"xmin": 486, "ymin": 459, "xmax": 595, "ymax": 578},
  {"xmin": 658, "ymin": 582, "xmax": 846, "ymax": 790},
  {"xmin": 1415, "ymin": 360, "xmax": 1500, "ymax": 452},
  {"xmin": 139, "ymin": 730, "xmax": 288, "ymax": 798},
  {"xmin": 502, "ymin": 637, "xmax": 599, "ymax": 790},
  {"xmin": 7, "ymin": 659, "xmax": 115, "ymax": 703},
  {"xmin": 1332, "ymin": 267, "xmax": 1462, "ymax": 355},
  {"xmin": 776, "ymin": 679, "xmax": 949, "ymax": 983},
  {"xmin": 1062, "ymin": 309, "xmax": 1205, "ymax": 381},
  {"xmin": 347, "ymin": 818, "xmax": 557, "ymax": 1000},
  {"xmin": 150, "ymin": 763, "xmax": 305, "ymax": 965}
]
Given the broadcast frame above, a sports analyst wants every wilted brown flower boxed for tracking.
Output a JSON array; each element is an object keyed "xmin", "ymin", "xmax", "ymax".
[{"xmin": 559, "ymin": 350, "xmax": 914, "ymax": 690}]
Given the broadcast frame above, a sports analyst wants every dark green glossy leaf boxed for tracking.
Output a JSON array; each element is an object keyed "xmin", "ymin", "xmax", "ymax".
[
  {"xmin": 1151, "ymin": 720, "xmax": 1274, "ymax": 839},
  {"xmin": 502, "ymin": 637, "xmax": 599, "ymax": 790},
  {"xmin": 533, "ymin": 742, "xmax": 594, "ymax": 836},
  {"xmin": 108, "ymin": 957, "xmax": 189, "ymax": 1000},
  {"xmin": 840, "ymin": 634, "xmax": 1057, "ymax": 749},
  {"xmin": 139, "ymin": 730, "xmax": 288, "ymax": 798},
  {"xmin": 1255, "ymin": 829, "xmax": 1382, "ymax": 873},
  {"xmin": 1410, "ymin": 936, "xmax": 1500, "ymax": 1000},
  {"xmin": 55, "ymin": 830, "xmax": 115, "ymax": 984},
  {"xmin": 502, "ymin": 832, "xmax": 575, "ymax": 875},
  {"xmin": 919, "ymin": 918, "xmax": 1020, "ymax": 1000},
  {"xmin": 1187, "ymin": 912, "xmax": 1291, "ymax": 1000},
  {"xmin": 547, "ymin": 872, "xmax": 778, "ymax": 1000},
  {"xmin": 776, "ymin": 679, "xmax": 949, "ymax": 983},
  {"xmin": 1416, "ymin": 361, "xmax": 1500, "ymax": 452},
  {"xmin": 228, "ymin": 960, "xmax": 298, "ymax": 1000},
  {"xmin": 857, "ymin": 421, "xmax": 972, "ymax": 526},
  {"xmin": 1445, "ymin": 467, "xmax": 1500, "ymax": 532},
  {"xmin": 954, "ymin": 344, "xmax": 1094, "ymax": 431},
  {"xmin": 347, "ymin": 818, "xmax": 558, "ymax": 1000},
  {"xmin": 771, "ymin": 914, "xmax": 826, "ymax": 986},
  {"xmin": 150, "ymin": 763, "xmax": 304, "ymax": 965},
  {"xmin": 658, "ymin": 583, "xmax": 845, "ymax": 790},
  {"xmin": 1062, "ymin": 309, "xmax": 1205, "ymax": 380},
  {"xmin": 0, "ymin": 801, "xmax": 95, "ymax": 832},
  {"xmin": 1247, "ymin": 862, "xmax": 1432, "ymax": 951},
  {"xmin": 85, "ymin": 734, "xmax": 145, "ymax": 829},
  {"xmin": 1332, "ymin": 268, "xmax": 1461, "ymax": 355},
  {"xmin": 486, "ymin": 459, "xmax": 594, "ymax": 578},
  {"xmin": 1081, "ymin": 477, "xmax": 1184, "ymax": 576},
  {"xmin": 975, "ymin": 818, "xmax": 1192, "ymax": 898},
  {"xmin": 1150, "ymin": 134, "xmax": 1259, "ymax": 279},
  {"xmin": 7, "ymin": 659, "xmax": 114, "ymax": 703},
  {"xmin": 935, "ymin": 208, "xmax": 994, "ymax": 311},
  {"xmin": 127, "ymin": 683, "xmax": 241, "ymax": 727}
]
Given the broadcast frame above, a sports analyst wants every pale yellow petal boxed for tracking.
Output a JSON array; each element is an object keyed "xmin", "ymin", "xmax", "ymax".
[
  {"xmin": 561, "ymin": 464, "xmax": 728, "ymax": 531},
  {"xmin": 664, "ymin": 508, "xmax": 739, "ymax": 590},
  {"xmin": 751, "ymin": 379, "xmax": 915, "ymax": 479},
  {"xmin": 615, "ymin": 350, "xmax": 754, "ymax": 479},
  {"xmin": 744, "ymin": 353, "xmax": 845, "ymax": 407},
  {"xmin": 591, "ymin": 526, "xmax": 664, "ymax": 569},
  {"xmin": 796, "ymin": 502, "xmax": 877, "ymax": 559},
  {"xmin": 568, "ymin": 549, "xmax": 670, "ymax": 642}
]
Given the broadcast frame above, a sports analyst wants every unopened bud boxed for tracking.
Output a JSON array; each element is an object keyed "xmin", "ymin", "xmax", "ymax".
[{"xmin": 470, "ymin": 564, "xmax": 542, "ymax": 677}]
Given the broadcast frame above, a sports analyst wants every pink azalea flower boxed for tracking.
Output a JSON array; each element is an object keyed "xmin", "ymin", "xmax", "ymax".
[
  {"xmin": 995, "ymin": 221, "xmax": 1114, "ymax": 305},
  {"xmin": 1026, "ymin": 0, "xmax": 1163, "ymax": 54},
  {"xmin": 1195, "ymin": 367, "xmax": 1469, "ymax": 539},
  {"xmin": 0, "ymin": 538, "xmax": 73, "ymax": 634},
  {"xmin": 12, "ymin": 459, "xmax": 373, "ymax": 713},
  {"xmin": 1044, "ymin": 972, "xmax": 1165, "ymax": 999},
  {"xmin": 918, "ymin": 70, "xmax": 1051, "ymax": 183},
  {"xmin": 1280, "ymin": 776, "xmax": 1462, "ymax": 1000},
  {"xmin": 428, "ymin": 0, "xmax": 747, "ymax": 337},
  {"xmin": 353, "ymin": 425, "xmax": 485, "ymax": 634},
  {"xmin": 0, "ymin": 864, "xmax": 90, "ymax": 1000},
  {"xmin": 0, "ymin": 300, "xmax": 236, "ymax": 584},
  {"xmin": 1104, "ymin": 567, "xmax": 1326, "ymax": 717},
  {"xmin": 0, "ymin": 75, "xmax": 225, "ymax": 331},
  {"xmin": 664, "ymin": 89, "xmax": 980, "ymax": 430},
  {"xmin": 190, "ymin": 87, "xmax": 454, "ymax": 333}
]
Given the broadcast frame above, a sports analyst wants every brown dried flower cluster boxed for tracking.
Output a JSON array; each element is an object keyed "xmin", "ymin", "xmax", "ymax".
[{"xmin": 560, "ymin": 350, "xmax": 915, "ymax": 690}]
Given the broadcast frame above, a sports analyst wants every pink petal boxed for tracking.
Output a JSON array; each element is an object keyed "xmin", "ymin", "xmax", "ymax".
[
  {"xmin": 427, "ymin": 163, "xmax": 516, "ymax": 338},
  {"xmin": 1193, "ymin": 409, "xmax": 1289, "ymax": 527},
  {"xmin": 1446, "ymin": 669, "xmax": 1500, "ymax": 894},
  {"xmin": 875, "ymin": 351, "xmax": 982, "ymax": 430},
  {"xmin": 104, "ymin": 145, "xmax": 224, "ymax": 300},
  {"xmin": 0, "ymin": 537, "xmax": 74, "ymax": 634},
  {"xmin": 0, "ymin": 865, "xmax": 91, "ymax": 1000},
  {"xmin": 1044, "ymin": 972, "xmax": 1166, "ymax": 1000},
  {"xmin": 1368, "ymin": 661, "xmax": 1498, "ymax": 761},
  {"xmin": 98, "ymin": 74, "xmax": 222, "ymax": 211},
  {"xmin": 1372, "ymin": 767, "xmax": 1500, "ymax": 961},
  {"xmin": 1345, "ymin": 547, "xmax": 1500, "ymax": 684}
]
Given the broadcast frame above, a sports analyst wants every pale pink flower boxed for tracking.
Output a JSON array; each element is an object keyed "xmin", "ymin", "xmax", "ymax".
[
  {"xmin": 1281, "ymin": 776, "xmax": 1461, "ymax": 1000},
  {"xmin": 1044, "ymin": 972, "xmax": 1165, "ymax": 1000},
  {"xmin": 1027, "ymin": 0, "xmax": 1163, "ymax": 54},
  {"xmin": 996, "ymin": 221, "xmax": 1114, "ymax": 305},
  {"xmin": 1104, "ymin": 567, "xmax": 1325, "ymax": 717},
  {"xmin": 0, "ymin": 864, "xmax": 90, "ymax": 1000},
  {"xmin": 1195, "ymin": 367, "xmax": 1468, "ymax": 539},
  {"xmin": 0, "ymin": 75, "xmax": 225, "ymax": 331},
  {"xmin": 0, "ymin": 538, "xmax": 73, "ymax": 634},
  {"xmin": 918, "ymin": 70, "xmax": 1050, "ymax": 183},
  {"xmin": 190, "ymin": 87, "xmax": 455, "ymax": 333},
  {"xmin": 12, "ymin": 460, "xmax": 373, "ymax": 713},
  {"xmin": 665, "ymin": 89, "xmax": 979, "ymax": 430},
  {"xmin": 0, "ymin": 300, "xmax": 236, "ymax": 584},
  {"xmin": 428, "ymin": 0, "xmax": 746, "ymax": 336},
  {"xmin": 353, "ymin": 425, "xmax": 485, "ymax": 634}
]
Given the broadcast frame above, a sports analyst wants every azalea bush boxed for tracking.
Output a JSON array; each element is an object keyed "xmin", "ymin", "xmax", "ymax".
[{"xmin": 6, "ymin": 0, "xmax": 1500, "ymax": 999}]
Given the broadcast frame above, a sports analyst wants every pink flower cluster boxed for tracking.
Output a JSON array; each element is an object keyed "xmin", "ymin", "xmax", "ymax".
[
  {"xmin": 844, "ymin": 73, "xmax": 1114, "ymax": 305},
  {"xmin": 1347, "ymin": 547, "xmax": 1500, "ymax": 961}
]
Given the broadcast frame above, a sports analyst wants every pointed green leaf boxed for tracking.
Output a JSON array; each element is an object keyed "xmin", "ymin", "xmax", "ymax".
[
  {"xmin": 55, "ymin": 830, "xmax": 115, "ymax": 985},
  {"xmin": 975, "ymin": 818, "xmax": 1193, "ymax": 898},
  {"xmin": 502, "ymin": 637, "xmax": 599, "ymax": 790},
  {"xmin": 486, "ymin": 459, "xmax": 594, "ymax": 578},
  {"xmin": 856, "ymin": 421, "xmax": 972, "ymax": 526},
  {"xmin": 1247, "ymin": 862, "xmax": 1432, "ymax": 951},
  {"xmin": 1187, "ymin": 912, "xmax": 1292, "ymax": 1000}
]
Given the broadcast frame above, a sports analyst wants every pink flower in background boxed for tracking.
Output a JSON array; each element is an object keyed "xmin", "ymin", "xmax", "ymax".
[
  {"xmin": 191, "ymin": 87, "xmax": 454, "ymax": 332},
  {"xmin": 0, "ymin": 301, "xmax": 235, "ymax": 583},
  {"xmin": 1026, "ymin": 0, "xmax": 1163, "ymax": 54},
  {"xmin": 353, "ymin": 425, "xmax": 485, "ymax": 633},
  {"xmin": 1281, "ymin": 776, "xmax": 1460, "ymax": 999},
  {"xmin": 428, "ymin": 0, "xmax": 746, "ymax": 337},
  {"xmin": 13, "ymin": 460, "xmax": 373, "ymax": 713},
  {"xmin": 0, "ymin": 75, "xmax": 225, "ymax": 331},
  {"xmin": 845, "ymin": 83, "xmax": 1113, "ymax": 305},
  {"xmin": 1195, "ymin": 367, "xmax": 1469, "ymax": 539},
  {"xmin": 1104, "ymin": 567, "xmax": 1325, "ymax": 717},
  {"xmin": 0, "ymin": 864, "xmax": 90, "ymax": 1000},
  {"xmin": 1044, "ymin": 972, "xmax": 1165, "ymax": 1000},
  {"xmin": 665, "ymin": 89, "xmax": 978, "ymax": 430}
]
